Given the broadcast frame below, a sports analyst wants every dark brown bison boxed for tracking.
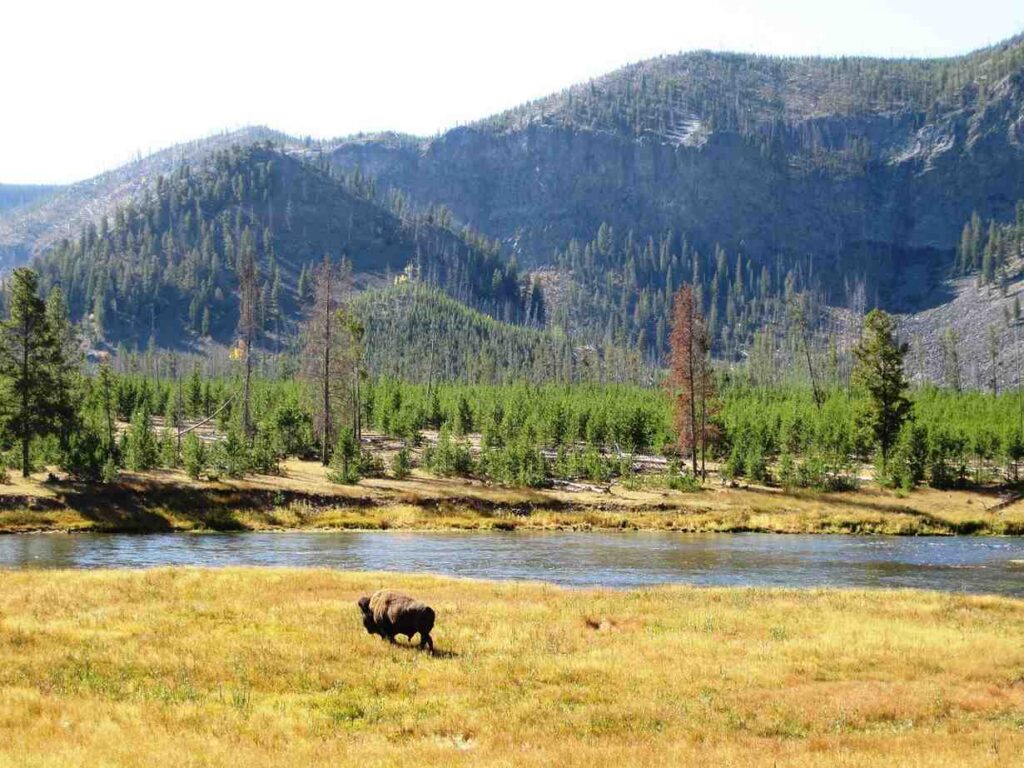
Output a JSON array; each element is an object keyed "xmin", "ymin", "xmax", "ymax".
[{"xmin": 357, "ymin": 590, "xmax": 435, "ymax": 651}]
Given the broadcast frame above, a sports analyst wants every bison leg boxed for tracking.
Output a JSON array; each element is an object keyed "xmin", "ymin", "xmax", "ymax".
[{"xmin": 420, "ymin": 632, "xmax": 434, "ymax": 652}]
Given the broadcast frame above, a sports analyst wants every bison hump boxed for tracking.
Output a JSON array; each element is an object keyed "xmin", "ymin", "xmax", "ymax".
[{"xmin": 369, "ymin": 589, "xmax": 432, "ymax": 625}]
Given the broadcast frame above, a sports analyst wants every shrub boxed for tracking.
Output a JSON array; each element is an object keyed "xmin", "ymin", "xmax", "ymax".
[
  {"xmin": 581, "ymin": 447, "xmax": 613, "ymax": 482},
  {"xmin": 391, "ymin": 447, "xmax": 412, "ymax": 480},
  {"xmin": 664, "ymin": 470, "xmax": 702, "ymax": 492},
  {"xmin": 213, "ymin": 428, "xmax": 250, "ymax": 479},
  {"xmin": 327, "ymin": 427, "xmax": 360, "ymax": 484},
  {"xmin": 778, "ymin": 450, "xmax": 797, "ymax": 489},
  {"xmin": 101, "ymin": 457, "xmax": 119, "ymax": 484},
  {"xmin": 927, "ymin": 431, "xmax": 957, "ymax": 489},
  {"xmin": 744, "ymin": 444, "xmax": 770, "ymax": 484},
  {"xmin": 59, "ymin": 428, "xmax": 106, "ymax": 482},
  {"xmin": 480, "ymin": 438, "xmax": 546, "ymax": 487},
  {"xmin": 359, "ymin": 448, "xmax": 385, "ymax": 478},
  {"xmin": 424, "ymin": 426, "xmax": 474, "ymax": 477},
  {"xmin": 183, "ymin": 433, "xmax": 207, "ymax": 481},
  {"xmin": 270, "ymin": 401, "xmax": 312, "ymax": 458},
  {"xmin": 249, "ymin": 430, "xmax": 280, "ymax": 475}
]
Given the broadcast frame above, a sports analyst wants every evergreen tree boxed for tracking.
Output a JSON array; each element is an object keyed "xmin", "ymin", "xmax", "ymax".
[
  {"xmin": 96, "ymin": 362, "xmax": 117, "ymax": 462},
  {"xmin": 187, "ymin": 365, "xmax": 203, "ymax": 417},
  {"xmin": 853, "ymin": 310, "xmax": 911, "ymax": 471},
  {"xmin": 183, "ymin": 432, "xmax": 207, "ymax": 481},
  {"xmin": 327, "ymin": 427, "xmax": 360, "ymax": 484},
  {"xmin": 125, "ymin": 403, "xmax": 159, "ymax": 471},
  {"xmin": 45, "ymin": 287, "xmax": 80, "ymax": 450},
  {"xmin": 0, "ymin": 269, "xmax": 62, "ymax": 476}
]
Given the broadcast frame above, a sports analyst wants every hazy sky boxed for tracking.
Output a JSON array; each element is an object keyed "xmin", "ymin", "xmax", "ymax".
[{"xmin": 3, "ymin": 0, "xmax": 1022, "ymax": 184}]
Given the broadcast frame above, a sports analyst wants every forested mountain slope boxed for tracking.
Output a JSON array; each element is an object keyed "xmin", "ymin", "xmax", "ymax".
[
  {"xmin": 6, "ymin": 35, "xmax": 1024, "ymax": 378},
  {"xmin": 26, "ymin": 144, "xmax": 534, "ymax": 348},
  {"xmin": 355, "ymin": 283, "xmax": 648, "ymax": 384},
  {"xmin": 0, "ymin": 127, "xmax": 294, "ymax": 272},
  {"xmin": 329, "ymin": 35, "xmax": 1024, "ymax": 310}
]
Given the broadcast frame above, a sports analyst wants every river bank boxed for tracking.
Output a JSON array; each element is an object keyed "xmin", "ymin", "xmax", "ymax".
[
  {"xmin": 1, "ymin": 459, "xmax": 1023, "ymax": 536},
  {"xmin": 0, "ymin": 568, "xmax": 1021, "ymax": 767}
]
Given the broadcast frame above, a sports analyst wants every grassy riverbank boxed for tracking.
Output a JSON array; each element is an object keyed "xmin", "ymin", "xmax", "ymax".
[
  {"xmin": 0, "ymin": 569, "xmax": 1021, "ymax": 766},
  {"xmin": 2, "ymin": 459, "xmax": 1024, "ymax": 536}
]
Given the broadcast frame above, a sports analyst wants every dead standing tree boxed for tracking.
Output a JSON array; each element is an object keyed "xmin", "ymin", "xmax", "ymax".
[
  {"xmin": 668, "ymin": 284, "xmax": 718, "ymax": 477},
  {"xmin": 301, "ymin": 255, "xmax": 357, "ymax": 465},
  {"xmin": 236, "ymin": 232, "xmax": 260, "ymax": 440}
]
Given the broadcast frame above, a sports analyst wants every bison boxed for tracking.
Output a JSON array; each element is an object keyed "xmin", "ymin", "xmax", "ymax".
[{"xmin": 358, "ymin": 590, "xmax": 435, "ymax": 651}]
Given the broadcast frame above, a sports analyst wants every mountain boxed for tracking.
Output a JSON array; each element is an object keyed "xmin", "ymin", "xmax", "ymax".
[
  {"xmin": 0, "ymin": 127, "xmax": 295, "ymax": 272},
  {"xmin": 7, "ymin": 34, "xmax": 1024, "ymax": 381},
  {"xmin": 328, "ymin": 35, "xmax": 1024, "ymax": 310},
  {"xmin": 29, "ymin": 143, "xmax": 535, "ymax": 348},
  {"xmin": 0, "ymin": 184, "xmax": 63, "ymax": 214}
]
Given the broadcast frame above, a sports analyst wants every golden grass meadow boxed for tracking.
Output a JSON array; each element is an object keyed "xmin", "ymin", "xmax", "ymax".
[{"xmin": 0, "ymin": 568, "xmax": 1021, "ymax": 766}]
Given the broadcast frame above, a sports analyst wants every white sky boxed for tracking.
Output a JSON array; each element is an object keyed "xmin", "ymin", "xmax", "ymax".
[{"xmin": 2, "ymin": 0, "xmax": 1023, "ymax": 184}]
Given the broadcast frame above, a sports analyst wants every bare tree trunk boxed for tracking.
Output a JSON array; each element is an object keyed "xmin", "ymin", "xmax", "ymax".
[
  {"xmin": 353, "ymin": 369, "xmax": 361, "ymax": 441},
  {"xmin": 176, "ymin": 360, "xmax": 184, "ymax": 463},
  {"xmin": 687, "ymin": 316, "xmax": 698, "ymax": 476},
  {"xmin": 20, "ymin": 313, "xmax": 29, "ymax": 478}
]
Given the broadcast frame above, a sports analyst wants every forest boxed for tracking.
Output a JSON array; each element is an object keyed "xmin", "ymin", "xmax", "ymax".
[
  {"xmin": 2, "ymin": 258, "xmax": 1022, "ymax": 499},
  {"xmin": 23, "ymin": 144, "xmax": 538, "ymax": 348}
]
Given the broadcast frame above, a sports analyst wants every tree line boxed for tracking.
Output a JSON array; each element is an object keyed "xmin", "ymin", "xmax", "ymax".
[{"xmin": 5, "ymin": 264, "xmax": 1021, "ymax": 495}]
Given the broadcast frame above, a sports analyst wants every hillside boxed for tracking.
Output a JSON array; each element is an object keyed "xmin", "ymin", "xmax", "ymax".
[
  {"xmin": 0, "ymin": 183, "xmax": 63, "ymax": 214},
  {"xmin": 0, "ymin": 127, "xmax": 295, "ymax": 272},
  {"xmin": 329, "ymin": 35, "xmax": 1024, "ymax": 305},
  {"xmin": 28, "ymin": 144, "xmax": 532, "ymax": 348},
  {"xmin": 355, "ymin": 283, "xmax": 649, "ymax": 384},
  {"xmin": 5, "ymin": 35, "xmax": 1024, "ymax": 376}
]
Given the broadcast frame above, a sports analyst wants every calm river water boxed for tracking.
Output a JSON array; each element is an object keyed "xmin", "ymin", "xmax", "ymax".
[{"xmin": 1, "ymin": 532, "xmax": 1022, "ymax": 596}]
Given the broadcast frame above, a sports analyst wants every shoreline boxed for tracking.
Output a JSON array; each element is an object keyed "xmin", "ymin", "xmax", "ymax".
[
  {"xmin": 3, "ymin": 523, "xmax": 1024, "ymax": 538},
  {"xmin": 1, "ymin": 459, "xmax": 1023, "ymax": 537}
]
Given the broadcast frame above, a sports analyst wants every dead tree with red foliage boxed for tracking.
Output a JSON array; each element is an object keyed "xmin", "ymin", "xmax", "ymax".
[{"xmin": 668, "ymin": 284, "xmax": 717, "ymax": 477}]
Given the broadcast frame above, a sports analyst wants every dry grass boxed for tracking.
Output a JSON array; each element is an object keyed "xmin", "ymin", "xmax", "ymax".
[
  {"xmin": 1, "ymin": 459, "xmax": 1023, "ymax": 535},
  {"xmin": 0, "ymin": 569, "xmax": 1020, "ymax": 766}
]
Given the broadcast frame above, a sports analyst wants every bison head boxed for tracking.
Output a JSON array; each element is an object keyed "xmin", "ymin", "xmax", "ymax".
[{"xmin": 357, "ymin": 596, "xmax": 379, "ymax": 636}]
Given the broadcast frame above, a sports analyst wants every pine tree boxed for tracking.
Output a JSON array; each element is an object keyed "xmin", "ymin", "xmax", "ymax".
[
  {"xmin": 327, "ymin": 427, "xmax": 360, "ymax": 484},
  {"xmin": 987, "ymin": 325, "xmax": 1001, "ymax": 396},
  {"xmin": 96, "ymin": 362, "xmax": 117, "ymax": 462},
  {"xmin": 188, "ymin": 364, "xmax": 203, "ymax": 418},
  {"xmin": 0, "ymin": 269, "xmax": 63, "ymax": 476},
  {"xmin": 183, "ymin": 432, "xmax": 207, "ymax": 481},
  {"xmin": 940, "ymin": 327, "xmax": 962, "ymax": 393},
  {"xmin": 853, "ymin": 309, "xmax": 912, "ymax": 471},
  {"xmin": 125, "ymin": 403, "xmax": 159, "ymax": 471},
  {"xmin": 44, "ymin": 286, "xmax": 80, "ymax": 450}
]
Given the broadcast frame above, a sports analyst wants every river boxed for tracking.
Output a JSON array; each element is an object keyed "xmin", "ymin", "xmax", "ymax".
[{"xmin": 1, "ymin": 531, "xmax": 1022, "ymax": 595}]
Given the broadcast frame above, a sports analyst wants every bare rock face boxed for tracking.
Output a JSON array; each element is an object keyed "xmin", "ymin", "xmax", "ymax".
[{"xmin": 329, "ymin": 45, "xmax": 1024, "ymax": 314}]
